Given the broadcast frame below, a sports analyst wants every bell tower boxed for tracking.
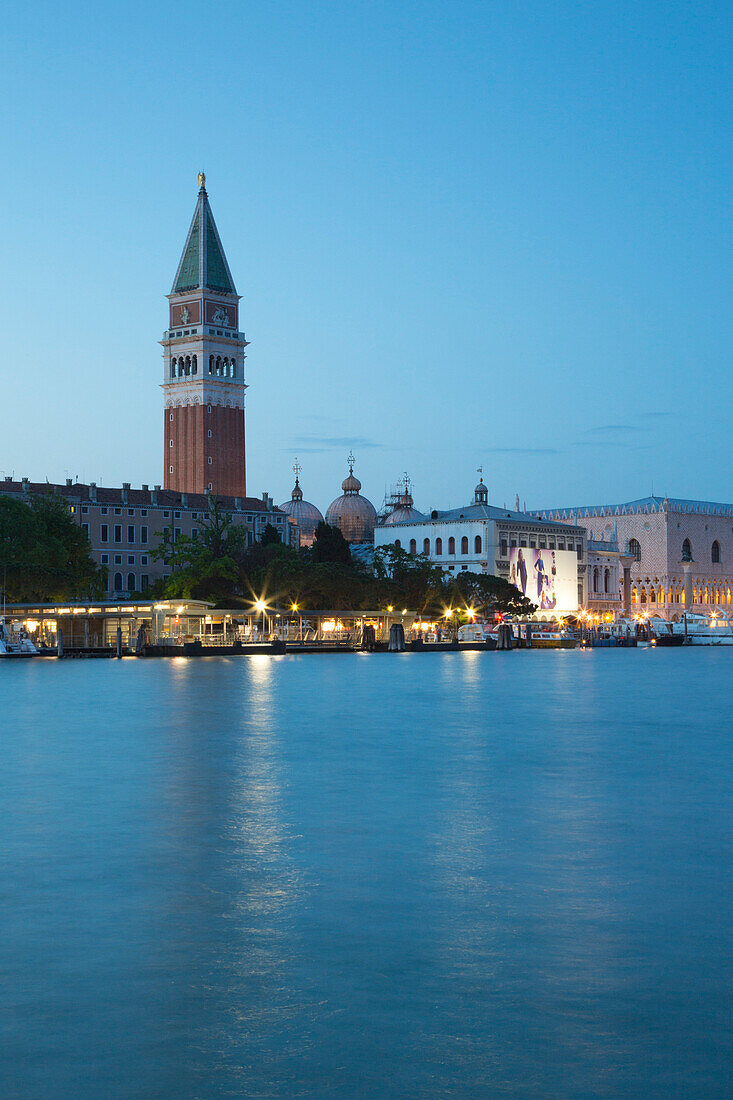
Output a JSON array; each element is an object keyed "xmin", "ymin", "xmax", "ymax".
[{"xmin": 161, "ymin": 174, "xmax": 249, "ymax": 496}]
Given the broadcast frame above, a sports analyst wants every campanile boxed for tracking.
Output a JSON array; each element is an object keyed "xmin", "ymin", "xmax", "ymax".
[{"xmin": 161, "ymin": 174, "xmax": 249, "ymax": 496}]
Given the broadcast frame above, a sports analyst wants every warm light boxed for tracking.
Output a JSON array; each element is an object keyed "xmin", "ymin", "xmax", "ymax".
[
  {"xmin": 387, "ymin": 605, "xmax": 393, "ymax": 613},
  {"xmin": 445, "ymin": 609, "xmax": 452, "ymax": 618},
  {"xmin": 255, "ymin": 600, "xmax": 266, "ymax": 612},
  {"xmin": 24, "ymin": 620, "xmax": 39, "ymax": 632},
  {"xmin": 177, "ymin": 605, "xmax": 185, "ymax": 614},
  {"xmin": 291, "ymin": 603, "xmax": 298, "ymax": 612},
  {"xmin": 401, "ymin": 608, "xmax": 407, "ymax": 615}
]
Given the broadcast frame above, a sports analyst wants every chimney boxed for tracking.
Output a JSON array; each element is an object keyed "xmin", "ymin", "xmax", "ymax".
[
  {"xmin": 21, "ymin": 477, "xmax": 29, "ymax": 493},
  {"xmin": 141, "ymin": 484, "xmax": 148, "ymax": 492},
  {"xmin": 262, "ymin": 492, "xmax": 273, "ymax": 511},
  {"xmin": 180, "ymin": 492, "xmax": 187, "ymax": 507},
  {"xmin": 151, "ymin": 486, "xmax": 159, "ymax": 505},
  {"xmin": 122, "ymin": 481, "xmax": 130, "ymax": 504},
  {"xmin": 4, "ymin": 476, "xmax": 11, "ymax": 483},
  {"xmin": 66, "ymin": 478, "xmax": 73, "ymax": 487},
  {"xmin": 89, "ymin": 482, "xmax": 97, "ymax": 502},
  {"xmin": 235, "ymin": 497, "xmax": 242, "ymax": 510}
]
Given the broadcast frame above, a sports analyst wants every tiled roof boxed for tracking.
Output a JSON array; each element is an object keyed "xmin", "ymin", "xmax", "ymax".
[
  {"xmin": 386, "ymin": 501, "xmax": 584, "ymax": 529},
  {"xmin": 0, "ymin": 479, "xmax": 279, "ymax": 514},
  {"xmin": 534, "ymin": 495, "xmax": 733, "ymax": 520},
  {"xmin": 172, "ymin": 185, "xmax": 236, "ymax": 295}
]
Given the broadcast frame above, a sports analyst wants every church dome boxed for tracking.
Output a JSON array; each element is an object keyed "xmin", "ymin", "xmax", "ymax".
[
  {"xmin": 383, "ymin": 487, "xmax": 425, "ymax": 525},
  {"xmin": 278, "ymin": 470, "xmax": 324, "ymax": 547},
  {"xmin": 325, "ymin": 455, "xmax": 377, "ymax": 543}
]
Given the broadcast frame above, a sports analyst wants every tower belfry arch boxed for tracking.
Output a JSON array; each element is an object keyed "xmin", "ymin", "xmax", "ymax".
[{"xmin": 161, "ymin": 175, "xmax": 249, "ymax": 496}]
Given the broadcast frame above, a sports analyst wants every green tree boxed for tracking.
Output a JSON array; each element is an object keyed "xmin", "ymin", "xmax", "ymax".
[
  {"xmin": 451, "ymin": 571, "xmax": 537, "ymax": 617},
  {"xmin": 312, "ymin": 522, "xmax": 351, "ymax": 565}
]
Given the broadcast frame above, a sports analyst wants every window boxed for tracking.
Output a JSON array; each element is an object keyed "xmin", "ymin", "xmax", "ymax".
[
  {"xmin": 141, "ymin": 555, "xmax": 148, "ymax": 565},
  {"xmin": 114, "ymin": 508, "xmax": 121, "ymax": 515},
  {"xmin": 629, "ymin": 538, "xmax": 642, "ymax": 561},
  {"xmin": 423, "ymin": 538, "xmax": 430, "ymax": 554},
  {"xmin": 127, "ymin": 555, "xmax": 135, "ymax": 565},
  {"xmin": 208, "ymin": 456, "xmax": 212, "ymax": 465},
  {"xmin": 604, "ymin": 568, "xmax": 610, "ymax": 593},
  {"xmin": 539, "ymin": 537, "xmax": 546, "ymax": 548},
  {"xmin": 409, "ymin": 539, "xmax": 417, "ymax": 555},
  {"xmin": 461, "ymin": 536, "xmax": 468, "ymax": 554},
  {"xmin": 140, "ymin": 526, "xmax": 148, "ymax": 544},
  {"xmin": 127, "ymin": 525, "xmax": 134, "ymax": 543},
  {"xmin": 169, "ymin": 440, "xmax": 174, "ymax": 447},
  {"xmin": 712, "ymin": 540, "xmax": 721, "ymax": 563},
  {"xmin": 520, "ymin": 539, "xmax": 527, "ymax": 549},
  {"xmin": 475, "ymin": 535, "xmax": 482, "ymax": 554},
  {"xmin": 208, "ymin": 429, "xmax": 212, "ymax": 438},
  {"xmin": 192, "ymin": 512, "xmax": 198, "ymax": 520},
  {"xmin": 169, "ymin": 466, "xmax": 173, "ymax": 474},
  {"xmin": 163, "ymin": 511, "xmax": 170, "ymax": 519},
  {"xmin": 558, "ymin": 540, "xmax": 565, "ymax": 551},
  {"xmin": 81, "ymin": 506, "xmax": 88, "ymax": 514},
  {"xmin": 100, "ymin": 524, "xmax": 108, "ymax": 542},
  {"xmin": 577, "ymin": 544, "xmax": 582, "ymax": 560},
  {"xmin": 500, "ymin": 539, "xmax": 507, "ymax": 556},
  {"xmin": 394, "ymin": 539, "xmax": 401, "ymax": 549},
  {"xmin": 101, "ymin": 507, "xmax": 108, "ymax": 515},
  {"xmin": 128, "ymin": 509, "xmax": 134, "ymax": 516},
  {"xmin": 593, "ymin": 567, "xmax": 599, "ymax": 593},
  {"xmin": 114, "ymin": 525, "xmax": 122, "ymax": 543},
  {"xmin": 140, "ymin": 575, "xmax": 149, "ymax": 591},
  {"xmin": 82, "ymin": 523, "xmax": 89, "ymax": 535},
  {"xmin": 113, "ymin": 572, "xmax": 123, "ymax": 592},
  {"xmin": 174, "ymin": 511, "xmax": 181, "ymax": 519},
  {"xmin": 127, "ymin": 573, "xmax": 136, "ymax": 592},
  {"xmin": 448, "ymin": 536, "xmax": 455, "ymax": 554},
  {"xmin": 174, "ymin": 528, "xmax": 181, "ymax": 540},
  {"xmin": 435, "ymin": 537, "xmax": 443, "ymax": 555},
  {"xmin": 169, "ymin": 412, "xmax": 174, "ymax": 421},
  {"xmin": 114, "ymin": 554, "xmax": 122, "ymax": 564},
  {"xmin": 529, "ymin": 538, "xmax": 536, "ymax": 549},
  {"xmin": 207, "ymin": 405, "xmax": 212, "ymax": 414},
  {"xmin": 101, "ymin": 554, "xmax": 108, "ymax": 565},
  {"xmin": 141, "ymin": 509, "xmax": 147, "ymax": 517}
]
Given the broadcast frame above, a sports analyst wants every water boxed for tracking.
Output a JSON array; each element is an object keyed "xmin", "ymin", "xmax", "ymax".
[{"xmin": 2, "ymin": 650, "xmax": 732, "ymax": 1098}]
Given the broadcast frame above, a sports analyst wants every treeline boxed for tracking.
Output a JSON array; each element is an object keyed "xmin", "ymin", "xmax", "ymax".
[
  {"xmin": 151, "ymin": 503, "xmax": 536, "ymax": 617},
  {"xmin": 0, "ymin": 494, "xmax": 104, "ymax": 602}
]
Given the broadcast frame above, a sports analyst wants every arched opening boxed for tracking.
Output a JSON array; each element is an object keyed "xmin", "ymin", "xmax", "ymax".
[
  {"xmin": 682, "ymin": 538, "xmax": 692, "ymax": 561},
  {"xmin": 435, "ymin": 537, "xmax": 443, "ymax": 555},
  {"xmin": 230, "ymin": 359, "xmax": 235, "ymax": 377},
  {"xmin": 394, "ymin": 539, "xmax": 401, "ymax": 549},
  {"xmin": 423, "ymin": 538, "xmax": 430, "ymax": 555},
  {"xmin": 604, "ymin": 568, "xmax": 610, "ymax": 593},
  {"xmin": 208, "ymin": 355, "xmax": 214, "ymax": 375},
  {"xmin": 170, "ymin": 358, "xmax": 177, "ymax": 378},
  {"xmin": 474, "ymin": 535, "xmax": 482, "ymax": 553},
  {"xmin": 127, "ymin": 573, "xmax": 136, "ymax": 592},
  {"xmin": 461, "ymin": 536, "xmax": 469, "ymax": 555},
  {"xmin": 712, "ymin": 540, "xmax": 721, "ymax": 563},
  {"xmin": 409, "ymin": 539, "xmax": 417, "ymax": 555},
  {"xmin": 659, "ymin": 586, "xmax": 665, "ymax": 605},
  {"xmin": 448, "ymin": 537, "xmax": 455, "ymax": 555},
  {"xmin": 629, "ymin": 538, "xmax": 641, "ymax": 562},
  {"xmin": 593, "ymin": 566, "xmax": 599, "ymax": 593},
  {"xmin": 113, "ymin": 572, "xmax": 123, "ymax": 592},
  {"xmin": 631, "ymin": 586, "xmax": 639, "ymax": 606},
  {"xmin": 649, "ymin": 588, "xmax": 656, "ymax": 603},
  {"xmin": 640, "ymin": 587, "xmax": 647, "ymax": 605},
  {"xmin": 192, "ymin": 354, "xmax": 197, "ymax": 375}
]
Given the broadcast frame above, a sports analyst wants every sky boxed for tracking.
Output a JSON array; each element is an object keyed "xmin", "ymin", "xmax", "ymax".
[{"xmin": 2, "ymin": 0, "xmax": 731, "ymax": 513}]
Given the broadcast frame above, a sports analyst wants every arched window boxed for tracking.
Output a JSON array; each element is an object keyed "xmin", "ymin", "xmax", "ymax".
[
  {"xmin": 435, "ymin": 537, "xmax": 443, "ymax": 555},
  {"xmin": 409, "ymin": 539, "xmax": 417, "ymax": 555},
  {"xmin": 192, "ymin": 355, "xmax": 197, "ymax": 375},
  {"xmin": 593, "ymin": 566, "xmax": 599, "ymax": 592},
  {"xmin": 640, "ymin": 587, "xmax": 647, "ymax": 604},
  {"xmin": 113, "ymin": 572, "xmax": 123, "ymax": 592},
  {"xmin": 170, "ymin": 358, "xmax": 177, "ymax": 378},
  {"xmin": 223, "ymin": 357, "xmax": 229, "ymax": 375},
  {"xmin": 712, "ymin": 540, "xmax": 721, "ymax": 563},
  {"xmin": 448, "ymin": 536, "xmax": 455, "ymax": 555},
  {"xmin": 186, "ymin": 355, "xmax": 192, "ymax": 376},
  {"xmin": 629, "ymin": 538, "xmax": 641, "ymax": 561},
  {"xmin": 230, "ymin": 359, "xmax": 235, "ymax": 377},
  {"xmin": 474, "ymin": 535, "xmax": 482, "ymax": 553},
  {"xmin": 631, "ymin": 586, "xmax": 638, "ymax": 606},
  {"xmin": 682, "ymin": 538, "xmax": 692, "ymax": 561},
  {"xmin": 649, "ymin": 588, "xmax": 656, "ymax": 603},
  {"xmin": 461, "ymin": 536, "xmax": 468, "ymax": 554},
  {"xmin": 127, "ymin": 573, "xmax": 136, "ymax": 592},
  {"xmin": 423, "ymin": 538, "xmax": 430, "ymax": 555},
  {"xmin": 604, "ymin": 568, "xmax": 610, "ymax": 593},
  {"xmin": 216, "ymin": 356, "xmax": 222, "ymax": 376},
  {"xmin": 394, "ymin": 539, "xmax": 401, "ymax": 549},
  {"xmin": 208, "ymin": 355, "xmax": 214, "ymax": 375}
]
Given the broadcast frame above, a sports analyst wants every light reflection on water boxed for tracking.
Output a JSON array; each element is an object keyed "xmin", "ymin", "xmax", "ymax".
[{"xmin": 1, "ymin": 650, "xmax": 732, "ymax": 1097}]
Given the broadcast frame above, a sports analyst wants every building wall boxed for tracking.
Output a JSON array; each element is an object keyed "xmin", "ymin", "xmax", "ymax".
[
  {"xmin": 0, "ymin": 480, "xmax": 297, "ymax": 598},
  {"xmin": 165, "ymin": 404, "xmax": 246, "ymax": 496},
  {"xmin": 536, "ymin": 500, "xmax": 733, "ymax": 618}
]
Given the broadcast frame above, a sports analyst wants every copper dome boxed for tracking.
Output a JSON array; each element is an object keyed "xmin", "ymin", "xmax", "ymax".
[
  {"xmin": 278, "ymin": 476, "xmax": 324, "ymax": 547},
  {"xmin": 326, "ymin": 456, "xmax": 377, "ymax": 543}
]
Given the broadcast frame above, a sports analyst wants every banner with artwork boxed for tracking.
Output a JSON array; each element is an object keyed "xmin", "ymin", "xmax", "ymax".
[{"xmin": 508, "ymin": 547, "xmax": 578, "ymax": 612}]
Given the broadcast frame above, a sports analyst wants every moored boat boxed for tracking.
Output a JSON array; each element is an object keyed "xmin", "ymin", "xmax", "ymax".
[{"xmin": 0, "ymin": 621, "xmax": 38, "ymax": 658}]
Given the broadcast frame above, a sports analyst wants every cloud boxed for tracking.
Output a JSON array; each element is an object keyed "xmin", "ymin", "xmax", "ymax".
[
  {"xmin": 291, "ymin": 434, "xmax": 384, "ymax": 453},
  {"xmin": 484, "ymin": 447, "xmax": 563, "ymax": 455},
  {"xmin": 584, "ymin": 424, "xmax": 641, "ymax": 435}
]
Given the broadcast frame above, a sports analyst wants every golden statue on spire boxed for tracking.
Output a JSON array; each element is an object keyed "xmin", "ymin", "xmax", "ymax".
[{"xmin": 198, "ymin": 170, "xmax": 206, "ymax": 190}]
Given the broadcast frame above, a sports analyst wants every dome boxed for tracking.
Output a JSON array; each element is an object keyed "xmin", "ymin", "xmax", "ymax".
[
  {"xmin": 278, "ymin": 476, "xmax": 324, "ymax": 547},
  {"xmin": 384, "ymin": 504, "xmax": 425, "ymax": 525},
  {"xmin": 325, "ymin": 455, "xmax": 377, "ymax": 543}
]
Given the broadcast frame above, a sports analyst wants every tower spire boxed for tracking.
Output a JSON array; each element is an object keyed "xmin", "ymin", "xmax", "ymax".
[{"xmin": 171, "ymin": 178, "xmax": 236, "ymax": 295}]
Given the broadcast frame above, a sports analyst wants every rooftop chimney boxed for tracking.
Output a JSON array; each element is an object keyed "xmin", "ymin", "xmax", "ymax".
[
  {"xmin": 180, "ymin": 492, "xmax": 187, "ymax": 507},
  {"xmin": 66, "ymin": 478, "xmax": 73, "ymax": 487},
  {"xmin": 122, "ymin": 482, "xmax": 130, "ymax": 504},
  {"xmin": 151, "ymin": 486, "xmax": 159, "ymax": 504},
  {"xmin": 89, "ymin": 482, "xmax": 97, "ymax": 502},
  {"xmin": 142, "ymin": 484, "xmax": 148, "ymax": 492}
]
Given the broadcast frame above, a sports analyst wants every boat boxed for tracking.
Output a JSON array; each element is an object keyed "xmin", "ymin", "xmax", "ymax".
[
  {"xmin": 528, "ymin": 625, "xmax": 577, "ymax": 649},
  {"xmin": 671, "ymin": 613, "xmax": 733, "ymax": 646},
  {"xmin": 649, "ymin": 619, "xmax": 684, "ymax": 647},
  {"xmin": 0, "ymin": 621, "xmax": 38, "ymax": 658}
]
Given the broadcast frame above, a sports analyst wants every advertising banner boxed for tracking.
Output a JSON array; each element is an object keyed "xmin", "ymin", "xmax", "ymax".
[{"xmin": 509, "ymin": 548, "xmax": 577, "ymax": 612}]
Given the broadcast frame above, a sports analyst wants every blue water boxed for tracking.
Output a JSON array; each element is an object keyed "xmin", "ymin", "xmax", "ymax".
[{"xmin": 2, "ymin": 650, "xmax": 732, "ymax": 1098}]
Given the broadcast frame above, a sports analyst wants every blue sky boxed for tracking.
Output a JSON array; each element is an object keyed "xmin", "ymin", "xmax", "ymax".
[{"xmin": 2, "ymin": 0, "xmax": 731, "ymax": 512}]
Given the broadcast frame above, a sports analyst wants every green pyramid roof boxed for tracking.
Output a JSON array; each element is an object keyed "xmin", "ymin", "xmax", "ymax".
[{"xmin": 172, "ymin": 186, "xmax": 236, "ymax": 295}]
